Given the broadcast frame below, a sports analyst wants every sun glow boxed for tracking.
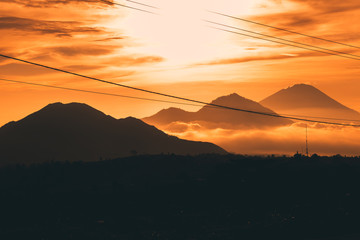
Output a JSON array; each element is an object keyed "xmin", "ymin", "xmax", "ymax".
[{"xmin": 108, "ymin": 0, "xmax": 263, "ymax": 65}]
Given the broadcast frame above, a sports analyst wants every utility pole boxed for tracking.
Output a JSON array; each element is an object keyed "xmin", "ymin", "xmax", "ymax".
[{"xmin": 306, "ymin": 124, "xmax": 309, "ymax": 157}]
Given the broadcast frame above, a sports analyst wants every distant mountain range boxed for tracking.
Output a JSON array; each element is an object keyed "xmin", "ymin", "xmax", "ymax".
[
  {"xmin": 0, "ymin": 103, "xmax": 226, "ymax": 165},
  {"xmin": 144, "ymin": 84, "xmax": 360, "ymax": 131},
  {"xmin": 260, "ymin": 84, "xmax": 360, "ymax": 121},
  {"xmin": 1, "ymin": 84, "xmax": 357, "ymax": 165},
  {"xmin": 143, "ymin": 93, "xmax": 292, "ymax": 129}
]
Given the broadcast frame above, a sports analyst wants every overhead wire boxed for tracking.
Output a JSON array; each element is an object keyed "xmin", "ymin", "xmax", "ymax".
[
  {"xmin": 0, "ymin": 78, "xmax": 209, "ymax": 108},
  {"xmin": 100, "ymin": 0, "xmax": 158, "ymax": 15},
  {"xmin": 126, "ymin": 0, "xmax": 159, "ymax": 9},
  {"xmin": 0, "ymin": 54, "xmax": 359, "ymax": 127},
  {"xmin": 105, "ymin": 0, "xmax": 360, "ymax": 61},
  {"xmin": 275, "ymin": 112, "xmax": 360, "ymax": 124},
  {"xmin": 209, "ymin": 26, "xmax": 360, "ymax": 61},
  {"xmin": 205, "ymin": 20, "xmax": 360, "ymax": 60},
  {"xmin": 101, "ymin": 0, "xmax": 360, "ymax": 61},
  {"xmin": 1, "ymin": 78, "xmax": 360, "ymax": 124},
  {"xmin": 1, "ymin": 1, "xmax": 359, "ymax": 126},
  {"xmin": 209, "ymin": 11, "xmax": 360, "ymax": 50},
  {"xmin": 124, "ymin": 1, "xmax": 360, "ymax": 51}
]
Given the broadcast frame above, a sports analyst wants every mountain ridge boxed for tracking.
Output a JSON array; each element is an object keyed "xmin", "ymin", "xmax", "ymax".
[
  {"xmin": 260, "ymin": 84, "xmax": 360, "ymax": 120},
  {"xmin": 143, "ymin": 93, "xmax": 292, "ymax": 129},
  {"xmin": 0, "ymin": 102, "xmax": 226, "ymax": 165}
]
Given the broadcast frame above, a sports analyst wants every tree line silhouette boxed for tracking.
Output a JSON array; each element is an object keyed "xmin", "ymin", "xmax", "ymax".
[{"xmin": 0, "ymin": 153, "xmax": 360, "ymax": 239}]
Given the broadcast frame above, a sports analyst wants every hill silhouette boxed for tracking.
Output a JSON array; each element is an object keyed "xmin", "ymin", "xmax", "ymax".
[
  {"xmin": 260, "ymin": 84, "xmax": 360, "ymax": 121},
  {"xmin": 1, "ymin": 154, "xmax": 360, "ymax": 240},
  {"xmin": 143, "ymin": 93, "xmax": 292, "ymax": 129},
  {"xmin": 0, "ymin": 102, "xmax": 226, "ymax": 165}
]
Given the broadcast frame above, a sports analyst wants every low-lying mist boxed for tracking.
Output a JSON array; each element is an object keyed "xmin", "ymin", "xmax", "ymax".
[{"xmin": 160, "ymin": 122, "xmax": 360, "ymax": 156}]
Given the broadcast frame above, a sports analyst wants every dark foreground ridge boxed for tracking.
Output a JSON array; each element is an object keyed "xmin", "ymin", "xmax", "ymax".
[
  {"xmin": 0, "ymin": 102, "xmax": 226, "ymax": 165},
  {"xmin": 1, "ymin": 154, "xmax": 360, "ymax": 240}
]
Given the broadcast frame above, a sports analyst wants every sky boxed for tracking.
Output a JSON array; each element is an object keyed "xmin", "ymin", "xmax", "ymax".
[{"xmin": 0, "ymin": 0, "xmax": 360, "ymax": 155}]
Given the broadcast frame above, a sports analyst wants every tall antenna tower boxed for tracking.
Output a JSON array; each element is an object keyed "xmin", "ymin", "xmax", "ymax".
[{"xmin": 305, "ymin": 124, "xmax": 309, "ymax": 157}]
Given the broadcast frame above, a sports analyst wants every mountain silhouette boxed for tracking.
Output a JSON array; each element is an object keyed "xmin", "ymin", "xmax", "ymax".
[
  {"xmin": 144, "ymin": 107, "xmax": 194, "ymax": 125},
  {"xmin": 143, "ymin": 93, "xmax": 292, "ymax": 129},
  {"xmin": 260, "ymin": 84, "xmax": 360, "ymax": 121},
  {"xmin": 0, "ymin": 103, "xmax": 226, "ymax": 165}
]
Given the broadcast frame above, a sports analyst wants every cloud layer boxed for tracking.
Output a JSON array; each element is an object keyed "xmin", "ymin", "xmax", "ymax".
[
  {"xmin": 162, "ymin": 122, "xmax": 360, "ymax": 156},
  {"xmin": 1, "ymin": 0, "xmax": 359, "ymax": 145},
  {"xmin": 1, "ymin": 0, "xmax": 109, "ymax": 8},
  {"xmin": 0, "ymin": 17, "xmax": 102, "ymax": 37}
]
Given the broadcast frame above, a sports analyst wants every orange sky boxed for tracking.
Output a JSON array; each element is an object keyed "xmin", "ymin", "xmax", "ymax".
[{"xmin": 1, "ymin": 0, "xmax": 360, "ymax": 127}]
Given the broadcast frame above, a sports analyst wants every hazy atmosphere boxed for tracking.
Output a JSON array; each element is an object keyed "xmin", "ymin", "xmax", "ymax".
[
  {"xmin": 1, "ymin": 0, "xmax": 360, "ymax": 156},
  {"xmin": 1, "ymin": 1, "xmax": 360, "ymax": 239}
]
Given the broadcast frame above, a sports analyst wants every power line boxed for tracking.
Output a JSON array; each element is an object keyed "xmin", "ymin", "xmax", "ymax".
[
  {"xmin": 276, "ymin": 113, "xmax": 360, "ymax": 123},
  {"xmin": 2, "ymin": 2, "xmax": 359, "ymax": 125},
  {"xmin": 105, "ymin": 0, "xmax": 360, "ymax": 61},
  {"xmin": 108, "ymin": 0, "xmax": 360, "ymax": 54},
  {"xmin": 209, "ymin": 11, "xmax": 360, "ymax": 50},
  {"xmin": 1, "ymin": 1, "xmax": 358, "ymax": 125},
  {"xmin": 2, "ymin": 78, "xmax": 359, "ymax": 124},
  {"xmin": 205, "ymin": 20, "xmax": 360, "ymax": 60},
  {"xmin": 101, "ymin": 0, "xmax": 158, "ymax": 15},
  {"xmin": 210, "ymin": 26, "xmax": 360, "ymax": 61},
  {"xmin": 0, "ymin": 54, "xmax": 359, "ymax": 127},
  {"xmin": 0, "ymin": 78, "xmax": 209, "ymax": 108},
  {"xmin": 2, "ymin": 78, "xmax": 360, "ymax": 124},
  {"xmin": 121, "ymin": 0, "xmax": 360, "ymax": 54},
  {"xmin": 126, "ymin": 0, "xmax": 158, "ymax": 9},
  {"xmin": 306, "ymin": 124, "xmax": 309, "ymax": 157}
]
